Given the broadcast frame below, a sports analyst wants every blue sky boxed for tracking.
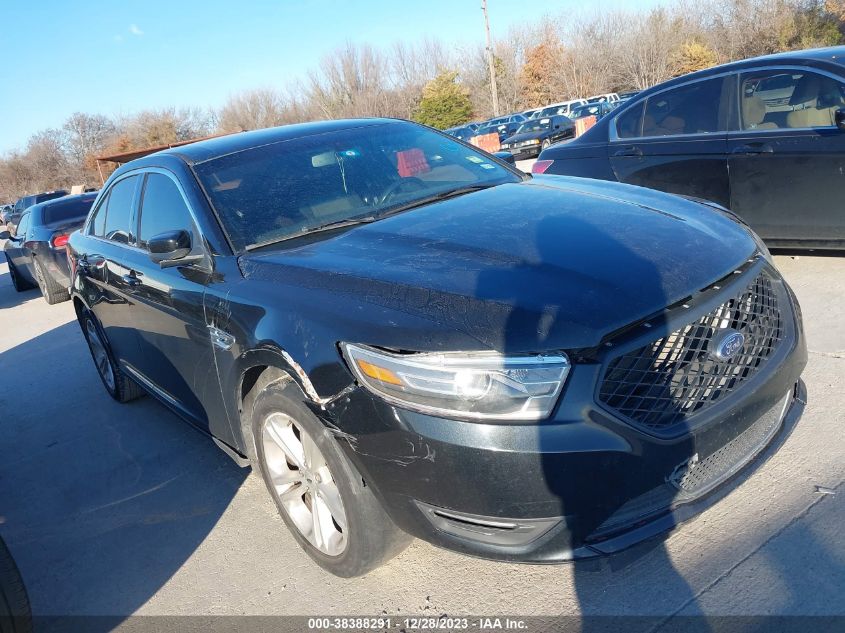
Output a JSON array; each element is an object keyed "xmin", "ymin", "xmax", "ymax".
[{"xmin": 0, "ymin": 0, "xmax": 656, "ymax": 153}]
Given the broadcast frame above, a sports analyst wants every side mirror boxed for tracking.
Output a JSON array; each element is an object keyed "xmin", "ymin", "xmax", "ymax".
[
  {"xmin": 492, "ymin": 151, "xmax": 516, "ymax": 165},
  {"xmin": 0, "ymin": 230, "xmax": 10, "ymax": 240},
  {"xmin": 148, "ymin": 230, "xmax": 195, "ymax": 267},
  {"xmin": 836, "ymin": 108, "xmax": 845, "ymax": 131}
]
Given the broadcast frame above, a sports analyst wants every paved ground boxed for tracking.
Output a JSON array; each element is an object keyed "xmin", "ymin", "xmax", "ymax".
[{"xmin": 0, "ymin": 251, "xmax": 843, "ymax": 621}]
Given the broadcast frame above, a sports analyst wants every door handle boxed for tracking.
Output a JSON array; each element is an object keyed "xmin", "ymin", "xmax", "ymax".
[
  {"xmin": 731, "ymin": 143, "xmax": 774, "ymax": 155},
  {"xmin": 613, "ymin": 146, "xmax": 643, "ymax": 157},
  {"xmin": 122, "ymin": 271, "xmax": 143, "ymax": 287}
]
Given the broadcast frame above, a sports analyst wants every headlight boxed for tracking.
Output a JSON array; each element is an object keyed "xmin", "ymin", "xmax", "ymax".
[{"xmin": 341, "ymin": 343, "xmax": 570, "ymax": 420}]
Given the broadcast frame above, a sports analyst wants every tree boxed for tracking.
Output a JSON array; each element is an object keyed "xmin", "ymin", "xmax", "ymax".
[
  {"xmin": 413, "ymin": 71, "xmax": 474, "ymax": 129},
  {"xmin": 218, "ymin": 88, "xmax": 287, "ymax": 132},
  {"xmin": 672, "ymin": 40, "xmax": 719, "ymax": 76},
  {"xmin": 520, "ymin": 36, "xmax": 562, "ymax": 108}
]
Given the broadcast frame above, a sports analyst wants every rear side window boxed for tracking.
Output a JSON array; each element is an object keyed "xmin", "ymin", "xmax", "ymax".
[
  {"xmin": 616, "ymin": 101, "xmax": 645, "ymax": 139},
  {"xmin": 641, "ymin": 78, "xmax": 724, "ymax": 137},
  {"xmin": 15, "ymin": 213, "xmax": 31, "ymax": 236},
  {"xmin": 90, "ymin": 175, "xmax": 138, "ymax": 244},
  {"xmin": 738, "ymin": 69, "xmax": 845, "ymax": 130},
  {"xmin": 138, "ymin": 173, "xmax": 195, "ymax": 249}
]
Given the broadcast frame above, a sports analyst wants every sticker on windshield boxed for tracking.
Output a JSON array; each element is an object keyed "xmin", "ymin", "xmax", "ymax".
[
  {"xmin": 466, "ymin": 156, "xmax": 484, "ymax": 164},
  {"xmin": 479, "ymin": 163, "xmax": 495, "ymax": 170}
]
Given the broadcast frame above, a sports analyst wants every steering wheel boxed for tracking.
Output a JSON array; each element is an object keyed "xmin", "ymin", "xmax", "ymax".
[{"xmin": 379, "ymin": 177, "xmax": 426, "ymax": 205}]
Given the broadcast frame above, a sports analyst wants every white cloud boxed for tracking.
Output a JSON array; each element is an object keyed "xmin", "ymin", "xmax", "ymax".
[{"xmin": 129, "ymin": 24, "xmax": 144, "ymax": 36}]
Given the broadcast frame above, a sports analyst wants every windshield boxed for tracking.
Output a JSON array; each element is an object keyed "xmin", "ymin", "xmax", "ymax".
[
  {"xmin": 193, "ymin": 121, "xmax": 521, "ymax": 250},
  {"xmin": 570, "ymin": 104, "xmax": 603, "ymax": 118},
  {"xmin": 516, "ymin": 118, "xmax": 552, "ymax": 134}
]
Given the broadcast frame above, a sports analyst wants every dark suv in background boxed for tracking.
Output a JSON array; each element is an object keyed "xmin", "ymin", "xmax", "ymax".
[
  {"xmin": 68, "ymin": 119, "xmax": 805, "ymax": 577},
  {"xmin": 536, "ymin": 47, "xmax": 845, "ymax": 249}
]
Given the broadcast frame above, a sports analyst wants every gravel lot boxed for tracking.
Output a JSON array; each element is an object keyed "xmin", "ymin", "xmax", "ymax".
[{"xmin": 0, "ymin": 250, "xmax": 843, "ymax": 620}]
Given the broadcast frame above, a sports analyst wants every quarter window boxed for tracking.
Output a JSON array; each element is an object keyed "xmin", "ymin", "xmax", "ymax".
[
  {"xmin": 641, "ymin": 78, "xmax": 723, "ymax": 137},
  {"xmin": 616, "ymin": 101, "xmax": 645, "ymax": 138},
  {"xmin": 90, "ymin": 176, "xmax": 138, "ymax": 243},
  {"xmin": 15, "ymin": 212, "xmax": 30, "ymax": 237},
  {"xmin": 738, "ymin": 69, "xmax": 845, "ymax": 131},
  {"xmin": 102, "ymin": 176, "xmax": 138, "ymax": 244},
  {"xmin": 138, "ymin": 173, "xmax": 195, "ymax": 249}
]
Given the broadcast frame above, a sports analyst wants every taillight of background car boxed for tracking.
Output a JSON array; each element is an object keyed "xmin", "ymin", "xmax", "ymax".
[{"xmin": 51, "ymin": 234, "xmax": 69, "ymax": 249}]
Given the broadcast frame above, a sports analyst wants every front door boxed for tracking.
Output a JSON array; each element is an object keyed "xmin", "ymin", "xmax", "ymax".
[
  {"xmin": 609, "ymin": 76, "xmax": 732, "ymax": 207},
  {"xmin": 122, "ymin": 171, "xmax": 224, "ymax": 433},
  {"xmin": 728, "ymin": 67, "xmax": 845, "ymax": 243}
]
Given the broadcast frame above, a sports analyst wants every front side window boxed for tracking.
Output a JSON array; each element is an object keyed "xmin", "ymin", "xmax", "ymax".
[
  {"xmin": 641, "ymin": 78, "xmax": 724, "ymax": 137},
  {"xmin": 738, "ymin": 69, "xmax": 845, "ymax": 130},
  {"xmin": 193, "ymin": 121, "xmax": 521, "ymax": 251},
  {"xmin": 138, "ymin": 173, "xmax": 195, "ymax": 249}
]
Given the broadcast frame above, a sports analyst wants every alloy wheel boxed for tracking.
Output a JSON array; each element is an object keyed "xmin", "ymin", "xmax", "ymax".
[
  {"xmin": 85, "ymin": 319, "xmax": 116, "ymax": 392},
  {"xmin": 262, "ymin": 412, "xmax": 348, "ymax": 556}
]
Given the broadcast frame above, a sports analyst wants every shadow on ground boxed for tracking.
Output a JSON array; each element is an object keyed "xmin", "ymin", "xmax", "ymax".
[{"xmin": 0, "ymin": 319, "xmax": 247, "ymax": 627}]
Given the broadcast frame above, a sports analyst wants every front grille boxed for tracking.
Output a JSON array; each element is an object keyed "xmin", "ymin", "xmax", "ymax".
[{"xmin": 598, "ymin": 270, "xmax": 784, "ymax": 434}]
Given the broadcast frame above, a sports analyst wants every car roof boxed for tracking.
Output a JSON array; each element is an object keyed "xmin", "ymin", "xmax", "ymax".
[
  {"xmin": 642, "ymin": 46, "xmax": 845, "ymax": 95},
  {"xmin": 162, "ymin": 118, "xmax": 400, "ymax": 165}
]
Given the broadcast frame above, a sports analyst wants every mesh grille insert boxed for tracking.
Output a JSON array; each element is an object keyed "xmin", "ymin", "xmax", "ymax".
[{"xmin": 598, "ymin": 272, "xmax": 783, "ymax": 433}]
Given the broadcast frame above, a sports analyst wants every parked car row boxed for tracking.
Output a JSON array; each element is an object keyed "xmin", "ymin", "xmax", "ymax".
[{"xmin": 445, "ymin": 92, "xmax": 637, "ymax": 157}]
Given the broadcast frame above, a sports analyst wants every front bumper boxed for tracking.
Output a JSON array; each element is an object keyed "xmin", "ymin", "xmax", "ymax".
[
  {"xmin": 502, "ymin": 145, "xmax": 542, "ymax": 160},
  {"xmin": 322, "ymin": 261, "xmax": 807, "ymax": 563}
]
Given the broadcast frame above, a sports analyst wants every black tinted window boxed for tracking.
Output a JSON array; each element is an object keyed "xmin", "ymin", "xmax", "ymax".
[
  {"xmin": 42, "ymin": 197, "xmax": 95, "ymax": 225},
  {"xmin": 138, "ymin": 174, "xmax": 195, "ymax": 249},
  {"xmin": 102, "ymin": 176, "xmax": 138, "ymax": 244},
  {"xmin": 739, "ymin": 69, "xmax": 845, "ymax": 130},
  {"xmin": 642, "ymin": 78, "xmax": 723, "ymax": 136},
  {"xmin": 89, "ymin": 193, "xmax": 108, "ymax": 237},
  {"xmin": 616, "ymin": 101, "xmax": 645, "ymax": 138}
]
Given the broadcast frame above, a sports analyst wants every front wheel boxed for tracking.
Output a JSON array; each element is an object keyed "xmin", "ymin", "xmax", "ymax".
[
  {"xmin": 252, "ymin": 380, "xmax": 411, "ymax": 577},
  {"xmin": 5, "ymin": 257, "xmax": 33, "ymax": 293}
]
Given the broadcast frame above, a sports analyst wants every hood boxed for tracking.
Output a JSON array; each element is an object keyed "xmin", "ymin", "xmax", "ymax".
[{"xmin": 240, "ymin": 177, "xmax": 756, "ymax": 352}]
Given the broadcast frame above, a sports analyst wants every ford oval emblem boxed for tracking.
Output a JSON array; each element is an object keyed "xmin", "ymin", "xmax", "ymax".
[{"xmin": 711, "ymin": 329, "xmax": 745, "ymax": 361}]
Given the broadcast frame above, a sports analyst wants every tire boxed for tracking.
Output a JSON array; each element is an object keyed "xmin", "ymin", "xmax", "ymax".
[
  {"xmin": 5, "ymin": 257, "xmax": 33, "ymax": 293},
  {"xmin": 251, "ymin": 380, "xmax": 411, "ymax": 577},
  {"xmin": 0, "ymin": 535, "xmax": 33, "ymax": 633},
  {"xmin": 33, "ymin": 259, "xmax": 69, "ymax": 305},
  {"xmin": 79, "ymin": 309, "xmax": 145, "ymax": 403}
]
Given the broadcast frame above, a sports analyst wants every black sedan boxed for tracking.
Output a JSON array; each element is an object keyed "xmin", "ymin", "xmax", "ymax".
[
  {"xmin": 500, "ymin": 115, "xmax": 575, "ymax": 159},
  {"xmin": 536, "ymin": 46, "xmax": 845, "ymax": 249},
  {"xmin": 2, "ymin": 192, "xmax": 96, "ymax": 303},
  {"xmin": 67, "ymin": 119, "xmax": 805, "ymax": 577}
]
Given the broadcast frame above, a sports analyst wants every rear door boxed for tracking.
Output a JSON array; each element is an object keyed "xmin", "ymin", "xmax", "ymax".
[
  {"xmin": 609, "ymin": 76, "xmax": 732, "ymax": 207},
  {"xmin": 728, "ymin": 67, "xmax": 845, "ymax": 242},
  {"xmin": 80, "ymin": 174, "xmax": 145, "ymax": 369}
]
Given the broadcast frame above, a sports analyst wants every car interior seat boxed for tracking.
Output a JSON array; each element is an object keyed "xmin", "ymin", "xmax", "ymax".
[
  {"xmin": 742, "ymin": 94, "xmax": 779, "ymax": 129},
  {"xmin": 786, "ymin": 74, "xmax": 838, "ymax": 128}
]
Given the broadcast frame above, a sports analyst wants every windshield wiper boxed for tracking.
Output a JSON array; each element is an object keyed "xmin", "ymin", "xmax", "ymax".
[
  {"xmin": 245, "ymin": 215, "xmax": 376, "ymax": 251},
  {"xmin": 377, "ymin": 184, "xmax": 496, "ymax": 219}
]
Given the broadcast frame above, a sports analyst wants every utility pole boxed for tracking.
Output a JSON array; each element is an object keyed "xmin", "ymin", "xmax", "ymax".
[{"xmin": 481, "ymin": 0, "xmax": 500, "ymax": 117}]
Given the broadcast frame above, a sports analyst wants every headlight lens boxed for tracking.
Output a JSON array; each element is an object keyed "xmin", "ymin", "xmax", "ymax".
[{"xmin": 341, "ymin": 343, "xmax": 570, "ymax": 420}]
